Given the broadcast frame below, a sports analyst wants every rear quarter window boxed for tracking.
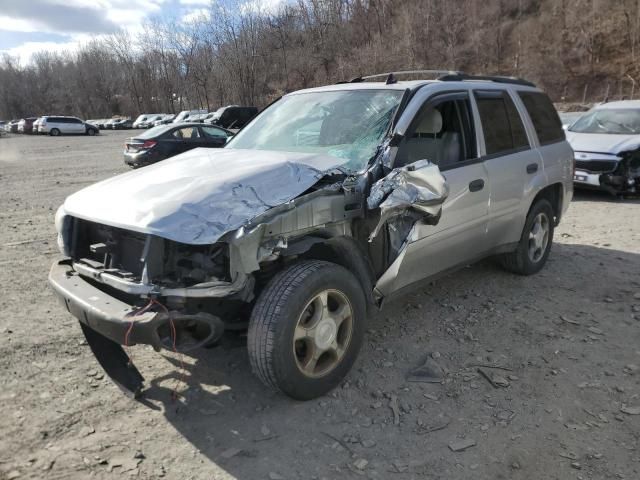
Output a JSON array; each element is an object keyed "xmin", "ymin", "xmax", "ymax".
[
  {"xmin": 474, "ymin": 91, "xmax": 529, "ymax": 156},
  {"xmin": 518, "ymin": 91, "xmax": 565, "ymax": 145}
]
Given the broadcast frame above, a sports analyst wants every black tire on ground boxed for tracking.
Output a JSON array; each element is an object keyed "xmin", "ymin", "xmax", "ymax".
[
  {"xmin": 49, "ymin": 128, "xmax": 60, "ymax": 136},
  {"xmin": 248, "ymin": 260, "xmax": 367, "ymax": 400},
  {"xmin": 87, "ymin": 128, "xmax": 96, "ymax": 136},
  {"xmin": 499, "ymin": 198, "xmax": 555, "ymax": 275}
]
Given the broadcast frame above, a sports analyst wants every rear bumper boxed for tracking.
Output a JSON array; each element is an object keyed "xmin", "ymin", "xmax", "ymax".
[{"xmin": 124, "ymin": 150, "xmax": 155, "ymax": 167}]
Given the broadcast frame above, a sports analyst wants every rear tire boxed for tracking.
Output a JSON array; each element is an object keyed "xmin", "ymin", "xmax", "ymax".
[
  {"xmin": 499, "ymin": 199, "xmax": 554, "ymax": 275},
  {"xmin": 248, "ymin": 260, "xmax": 366, "ymax": 400},
  {"xmin": 49, "ymin": 128, "xmax": 60, "ymax": 136}
]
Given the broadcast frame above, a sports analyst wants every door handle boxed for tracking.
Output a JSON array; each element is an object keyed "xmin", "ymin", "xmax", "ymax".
[
  {"xmin": 526, "ymin": 163, "xmax": 539, "ymax": 174},
  {"xmin": 469, "ymin": 179, "xmax": 485, "ymax": 192}
]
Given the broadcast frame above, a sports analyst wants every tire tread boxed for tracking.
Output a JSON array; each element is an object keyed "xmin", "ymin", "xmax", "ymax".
[{"xmin": 248, "ymin": 260, "xmax": 332, "ymax": 391}]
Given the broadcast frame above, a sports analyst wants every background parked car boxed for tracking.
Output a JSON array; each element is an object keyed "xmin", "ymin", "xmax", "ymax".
[
  {"xmin": 17, "ymin": 117, "xmax": 38, "ymax": 134},
  {"xmin": 110, "ymin": 118, "xmax": 133, "ymax": 129},
  {"xmin": 172, "ymin": 109, "xmax": 207, "ymax": 123},
  {"xmin": 124, "ymin": 122, "xmax": 232, "ymax": 167},
  {"xmin": 566, "ymin": 100, "xmax": 640, "ymax": 195},
  {"xmin": 132, "ymin": 113, "xmax": 161, "ymax": 129},
  {"xmin": 204, "ymin": 105, "xmax": 258, "ymax": 129},
  {"xmin": 138, "ymin": 114, "xmax": 165, "ymax": 129},
  {"xmin": 32, "ymin": 117, "xmax": 44, "ymax": 133},
  {"xmin": 153, "ymin": 114, "xmax": 175, "ymax": 126},
  {"xmin": 5, "ymin": 119, "xmax": 19, "ymax": 133},
  {"xmin": 39, "ymin": 116, "xmax": 99, "ymax": 136}
]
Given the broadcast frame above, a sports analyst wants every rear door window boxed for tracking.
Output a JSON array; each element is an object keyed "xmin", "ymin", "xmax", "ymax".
[
  {"xmin": 474, "ymin": 91, "xmax": 530, "ymax": 156},
  {"xmin": 171, "ymin": 127, "xmax": 200, "ymax": 140},
  {"xmin": 201, "ymin": 126, "xmax": 228, "ymax": 139},
  {"xmin": 518, "ymin": 91, "xmax": 564, "ymax": 145}
]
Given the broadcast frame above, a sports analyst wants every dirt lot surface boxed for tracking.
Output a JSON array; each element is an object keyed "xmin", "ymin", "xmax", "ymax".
[{"xmin": 1, "ymin": 130, "xmax": 639, "ymax": 480}]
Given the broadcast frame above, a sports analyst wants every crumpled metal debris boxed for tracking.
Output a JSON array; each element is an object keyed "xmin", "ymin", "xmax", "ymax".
[{"xmin": 367, "ymin": 160, "xmax": 449, "ymax": 240}]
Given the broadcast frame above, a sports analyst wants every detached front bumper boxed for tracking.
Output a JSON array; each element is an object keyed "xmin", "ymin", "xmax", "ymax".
[
  {"xmin": 49, "ymin": 259, "xmax": 164, "ymax": 348},
  {"xmin": 49, "ymin": 260, "xmax": 225, "ymax": 397},
  {"xmin": 49, "ymin": 260, "xmax": 156, "ymax": 397},
  {"xmin": 49, "ymin": 259, "xmax": 224, "ymax": 350}
]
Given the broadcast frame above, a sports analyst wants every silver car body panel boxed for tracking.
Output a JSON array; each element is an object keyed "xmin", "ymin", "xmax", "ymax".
[
  {"xmin": 374, "ymin": 82, "xmax": 572, "ymax": 297},
  {"xmin": 62, "ymin": 147, "xmax": 343, "ymax": 245}
]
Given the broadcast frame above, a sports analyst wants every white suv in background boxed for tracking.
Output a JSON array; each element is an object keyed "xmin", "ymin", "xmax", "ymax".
[{"xmin": 39, "ymin": 116, "xmax": 98, "ymax": 136}]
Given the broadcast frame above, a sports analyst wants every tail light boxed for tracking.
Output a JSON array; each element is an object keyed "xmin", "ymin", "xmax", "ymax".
[{"xmin": 141, "ymin": 140, "xmax": 157, "ymax": 149}]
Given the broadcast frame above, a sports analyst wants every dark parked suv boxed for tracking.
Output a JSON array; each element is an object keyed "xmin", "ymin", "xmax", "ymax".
[
  {"xmin": 205, "ymin": 106, "xmax": 258, "ymax": 129},
  {"xmin": 50, "ymin": 71, "xmax": 572, "ymax": 400}
]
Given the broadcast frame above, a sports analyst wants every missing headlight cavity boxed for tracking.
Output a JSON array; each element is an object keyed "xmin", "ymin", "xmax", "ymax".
[{"xmin": 600, "ymin": 149, "xmax": 640, "ymax": 194}]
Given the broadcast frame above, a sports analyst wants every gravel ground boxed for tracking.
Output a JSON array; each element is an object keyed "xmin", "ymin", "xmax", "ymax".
[{"xmin": 1, "ymin": 130, "xmax": 639, "ymax": 480}]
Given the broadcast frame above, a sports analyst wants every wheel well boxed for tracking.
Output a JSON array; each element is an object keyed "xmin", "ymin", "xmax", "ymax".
[
  {"xmin": 531, "ymin": 183, "xmax": 563, "ymax": 225},
  {"xmin": 297, "ymin": 236, "xmax": 377, "ymax": 309}
]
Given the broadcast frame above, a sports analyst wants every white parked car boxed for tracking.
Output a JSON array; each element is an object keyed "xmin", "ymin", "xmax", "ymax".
[
  {"xmin": 132, "ymin": 114, "xmax": 154, "ymax": 129},
  {"xmin": 152, "ymin": 114, "xmax": 176, "ymax": 126},
  {"xmin": 172, "ymin": 109, "xmax": 207, "ymax": 123},
  {"xmin": 566, "ymin": 100, "xmax": 640, "ymax": 195},
  {"xmin": 39, "ymin": 116, "xmax": 99, "ymax": 136}
]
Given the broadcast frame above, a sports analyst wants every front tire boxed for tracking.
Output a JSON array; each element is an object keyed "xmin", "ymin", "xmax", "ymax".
[
  {"xmin": 248, "ymin": 260, "xmax": 366, "ymax": 400},
  {"xmin": 499, "ymin": 199, "xmax": 554, "ymax": 275},
  {"xmin": 49, "ymin": 128, "xmax": 60, "ymax": 136},
  {"xmin": 87, "ymin": 128, "xmax": 96, "ymax": 136}
]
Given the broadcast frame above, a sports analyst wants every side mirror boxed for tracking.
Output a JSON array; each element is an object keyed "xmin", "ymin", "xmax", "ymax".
[
  {"xmin": 388, "ymin": 132, "xmax": 404, "ymax": 147},
  {"xmin": 367, "ymin": 159, "xmax": 449, "ymax": 240}
]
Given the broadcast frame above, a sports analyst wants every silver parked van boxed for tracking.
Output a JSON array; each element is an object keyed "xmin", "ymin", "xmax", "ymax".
[{"xmin": 49, "ymin": 71, "xmax": 573, "ymax": 400}]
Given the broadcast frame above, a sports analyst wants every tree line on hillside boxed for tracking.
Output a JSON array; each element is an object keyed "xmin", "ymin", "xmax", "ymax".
[{"xmin": 1, "ymin": 0, "xmax": 639, "ymax": 120}]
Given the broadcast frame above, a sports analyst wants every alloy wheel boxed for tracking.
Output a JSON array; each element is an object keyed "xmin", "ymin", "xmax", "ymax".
[
  {"xmin": 293, "ymin": 289, "xmax": 354, "ymax": 378},
  {"xmin": 528, "ymin": 212, "xmax": 550, "ymax": 263}
]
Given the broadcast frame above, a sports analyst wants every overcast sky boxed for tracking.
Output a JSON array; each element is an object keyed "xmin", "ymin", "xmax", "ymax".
[{"xmin": 0, "ymin": 0, "xmax": 216, "ymax": 63}]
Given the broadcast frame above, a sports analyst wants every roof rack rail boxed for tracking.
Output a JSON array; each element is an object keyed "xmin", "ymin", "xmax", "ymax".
[
  {"xmin": 337, "ymin": 70, "xmax": 461, "ymax": 84},
  {"xmin": 361, "ymin": 70, "xmax": 462, "ymax": 81},
  {"xmin": 337, "ymin": 70, "xmax": 536, "ymax": 87},
  {"xmin": 437, "ymin": 73, "xmax": 536, "ymax": 87}
]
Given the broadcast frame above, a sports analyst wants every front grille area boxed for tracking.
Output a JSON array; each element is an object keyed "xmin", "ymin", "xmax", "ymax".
[
  {"xmin": 71, "ymin": 218, "xmax": 230, "ymax": 286},
  {"xmin": 74, "ymin": 219, "xmax": 147, "ymax": 279},
  {"xmin": 575, "ymin": 159, "xmax": 619, "ymax": 173}
]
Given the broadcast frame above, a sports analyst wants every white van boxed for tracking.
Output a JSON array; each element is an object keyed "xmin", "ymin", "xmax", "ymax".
[{"xmin": 39, "ymin": 116, "xmax": 98, "ymax": 136}]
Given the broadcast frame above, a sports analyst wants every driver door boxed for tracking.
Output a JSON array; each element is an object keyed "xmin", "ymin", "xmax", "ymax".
[{"xmin": 376, "ymin": 91, "xmax": 490, "ymax": 296}]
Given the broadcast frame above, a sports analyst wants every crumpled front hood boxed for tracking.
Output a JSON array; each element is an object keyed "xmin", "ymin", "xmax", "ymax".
[
  {"xmin": 565, "ymin": 131, "xmax": 640, "ymax": 155},
  {"xmin": 63, "ymin": 148, "xmax": 342, "ymax": 244}
]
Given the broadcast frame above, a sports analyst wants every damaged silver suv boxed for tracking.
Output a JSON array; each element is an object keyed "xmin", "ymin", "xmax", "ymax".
[{"xmin": 50, "ymin": 71, "xmax": 573, "ymax": 400}]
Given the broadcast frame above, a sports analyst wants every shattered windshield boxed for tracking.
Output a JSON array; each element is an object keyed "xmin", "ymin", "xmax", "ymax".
[
  {"xmin": 569, "ymin": 108, "xmax": 640, "ymax": 134},
  {"xmin": 226, "ymin": 89, "xmax": 404, "ymax": 172}
]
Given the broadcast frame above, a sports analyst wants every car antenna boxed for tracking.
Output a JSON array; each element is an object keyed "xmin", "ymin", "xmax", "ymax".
[{"xmin": 386, "ymin": 73, "xmax": 398, "ymax": 85}]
